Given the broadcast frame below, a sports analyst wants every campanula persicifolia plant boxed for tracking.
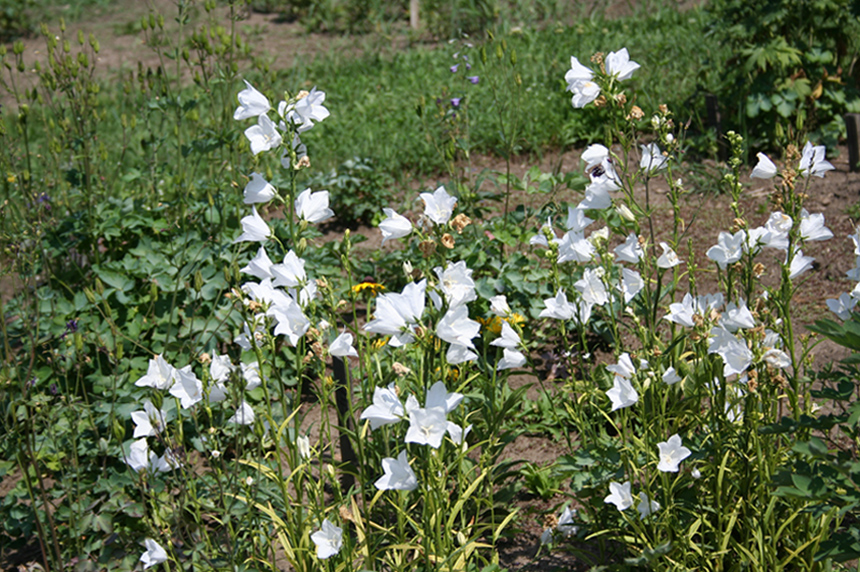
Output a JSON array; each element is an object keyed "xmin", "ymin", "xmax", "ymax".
[{"xmin": 1, "ymin": 9, "xmax": 858, "ymax": 571}]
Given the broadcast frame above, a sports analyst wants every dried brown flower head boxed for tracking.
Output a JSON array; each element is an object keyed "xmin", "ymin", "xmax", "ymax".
[
  {"xmin": 419, "ymin": 239, "xmax": 437, "ymax": 257},
  {"xmin": 451, "ymin": 213, "xmax": 472, "ymax": 234}
]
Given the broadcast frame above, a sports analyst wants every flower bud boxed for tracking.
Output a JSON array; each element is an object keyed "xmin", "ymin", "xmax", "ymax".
[{"xmin": 616, "ymin": 203, "xmax": 635, "ymax": 222}]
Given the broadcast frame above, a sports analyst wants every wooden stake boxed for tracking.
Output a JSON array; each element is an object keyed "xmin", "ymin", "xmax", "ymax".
[
  {"xmin": 410, "ymin": 0, "xmax": 420, "ymax": 29},
  {"xmin": 845, "ymin": 113, "xmax": 860, "ymax": 172},
  {"xmin": 705, "ymin": 94, "xmax": 728, "ymax": 162}
]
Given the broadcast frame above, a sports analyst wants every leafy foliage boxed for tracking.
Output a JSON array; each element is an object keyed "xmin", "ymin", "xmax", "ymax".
[
  {"xmin": 706, "ymin": 0, "xmax": 860, "ymax": 150},
  {"xmin": 305, "ymin": 157, "xmax": 395, "ymax": 226}
]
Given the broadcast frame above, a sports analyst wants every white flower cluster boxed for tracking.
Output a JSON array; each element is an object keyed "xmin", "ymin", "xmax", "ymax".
[
  {"xmin": 233, "ymin": 81, "xmax": 334, "ymax": 243},
  {"xmin": 564, "ymin": 47, "xmax": 640, "ymax": 108},
  {"xmin": 356, "ymin": 380, "xmax": 469, "ymax": 496}
]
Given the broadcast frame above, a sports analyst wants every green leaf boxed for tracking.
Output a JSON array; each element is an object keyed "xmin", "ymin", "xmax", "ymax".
[{"xmin": 94, "ymin": 267, "xmax": 135, "ymax": 292}]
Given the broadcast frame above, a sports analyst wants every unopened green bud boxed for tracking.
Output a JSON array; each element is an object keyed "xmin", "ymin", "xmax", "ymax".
[
  {"xmin": 78, "ymin": 52, "xmax": 88, "ymax": 67},
  {"xmin": 496, "ymin": 43, "xmax": 503, "ymax": 60},
  {"xmin": 150, "ymin": 280, "xmax": 158, "ymax": 301},
  {"xmin": 514, "ymin": 73, "xmax": 521, "ymax": 86},
  {"xmin": 113, "ymin": 418, "xmax": 125, "ymax": 443},
  {"xmin": 89, "ymin": 34, "xmax": 99, "ymax": 53},
  {"xmin": 149, "ymin": 13, "xmax": 157, "ymax": 29},
  {"xmin": 510, "ymin": 49, "xmax": 516, "ymax": 66},
  {"xmin": 77, "ymin": 30, "xmax": 84, "ymax": 45},
  {"xmin": 63, "ymin": 40, "xmax": 70, "ymax": 53},
  {"xmin": 194, "ymin": 270, "xmax": 204, "ymax": 292},
  {"xmin": 157, "ymin": 14, "xmax": 164, "ymax": 29},
  {"xmin": 141, "ymin": 15, "xmax": 149, "ymax": 30},
  {"xmin": 95, "ymin": 278, "xmax": 104, "ymax": 296}
]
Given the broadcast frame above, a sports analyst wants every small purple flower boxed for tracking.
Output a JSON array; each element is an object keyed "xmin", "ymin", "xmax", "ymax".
[
  {"xmin": 49, "ymin": 383, "xmax": 58, "ymax": 395},
  {"xmin": 450, "ymin": 64, "xmax": 459, "ymax": 73},
  {"xmin": 465, "ymin": 63, "xmax": 471, "ymax": 70},
  {"xmin": 450, "ymin": 98, "xmax": 462, "ymax": 108},
  {"xmin": 38, "ymin": 193, "xmax": 50, "ymax": 203},
  {"xmin": 66, "ymin": 319, "xmax": 78, "ymax": 333},
  {"xmin": 27, "ymin": 377, "xmax": 37, "ymax": 388},
  {"xmin": 467, "ymin": 76, "xmax": 479, "ymax": 84}
]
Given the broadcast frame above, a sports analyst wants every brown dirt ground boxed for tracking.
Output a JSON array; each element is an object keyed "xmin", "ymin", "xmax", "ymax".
[{"xmin": 3, "ymin": 1, "xmax": 860, "ymax": 570}]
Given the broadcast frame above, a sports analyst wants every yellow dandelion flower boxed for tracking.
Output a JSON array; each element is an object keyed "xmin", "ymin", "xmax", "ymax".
[
  {"xmin": 352, "ymin": 281, "xmax": 385, "ymax": 296},
  {"xmin": 478, "ymin": 316, "xmax": 503, "ymax": 335},
  {"xmin": 504, "ymin": 313, "xmax": 526, "ymax": 327}
]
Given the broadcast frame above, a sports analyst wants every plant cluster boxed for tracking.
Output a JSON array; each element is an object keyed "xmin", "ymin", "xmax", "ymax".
[
  {"xmin": 706, "ymin": 0, "xmax": 860, "ymax": 152},
  {"xmin": 1, "ymin": 5, "xmax": 859, "ymax": 572}
]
